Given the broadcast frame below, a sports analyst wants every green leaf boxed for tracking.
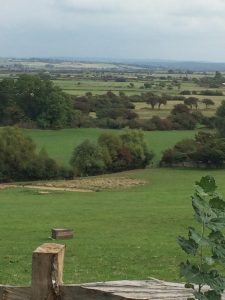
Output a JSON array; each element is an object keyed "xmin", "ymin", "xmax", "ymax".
[
  {"xmin": 193, "ymin": 291, "xmax": 207, "ymax": 300},
  {"xmin": 203, "ymin": 257, "xmax": 215, "ymax": 266},
  {"xmin": 194, "ymin": 290, "xmax": 222, "ymax": 300},
  {"xmin": 203, "ymin": 290, "xmax": 221, "ymax": 300},
  {"xmin": 180, "ymin": 261, "xmax": 204, "ymax": 285},
  {"xmin": 196, "ymin": 176, "xmax": 217, "ymax": 193},
  {"xmin": 207, "ymin": 218, "xmax": 225, "ymax": 231},
  {"xmin": 189, "ymin": 227, "xmax": 208, "ymax": 246},
  {"xmin": 213, "ymin": 245, "xmax": 225, "ymax": 265},
  {"xmin": 177, "ymin": 236, "xmax": 198, "ymax": 255},
  {"xmin": 204, "ymin": 270, "xmax": 225, "ymax": 292},
  {"xmin": 208, "ymin": 231, "xmax": 224, "ymax": 244},
  {"xmin": 192, "ymin": 194, "xmax": 216, "ymax": 224},
  {"xmin": 210, "ymin": 196, "xmax": 225, "ymax": 212}
]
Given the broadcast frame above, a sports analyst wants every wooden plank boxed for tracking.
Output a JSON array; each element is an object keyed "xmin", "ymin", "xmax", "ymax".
[
  {"xmin": 0, "ymin": 286, "xmax": 30, "ymax": 300},
  {"xmin": 60, "ymin": 280, "xmax": 225, "ymax": 300},
  {"xmin": 1, "ymin": 280, "xmax": 225, "ymax": 299},
  {"xmin": 60, "ymin": 285, "xmax": 129, "ymax": 300},
  {"xmin": 31, "ymin": 243, "xmax": 65, "ymax": 300}
]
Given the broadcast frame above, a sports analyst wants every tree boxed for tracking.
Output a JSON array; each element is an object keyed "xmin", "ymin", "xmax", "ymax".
[
  {"xmin": 161, "ymin": 132, "xmax": 225, "ymax": 167},
  {"xmin": 0, "ymin": 127, "xmax": 66, "ymax": 181},
  {"xmin": 157, "ymin": 98, "xmax": 167, "ymax": 109},
  {"xmin": 0, "ymin": 127, "xmax": 36, "ymax": 181},
  {"xmin": 70, "ymin": 140, "xmax": 105, "ymax": 176},
  {"xmin": 145, "ymin": 93, "xmax": 160, "ymax": 110},
  {"xmin": 202, "ymin": 98, "xmax": 215, "ymax": 109},
  {"xmin": 169, "ymin": 104, "xmax": 197, "ymax": 130},
  {"xmin": 98, "ymin": 133, "xmax": 123, "ymax": 170},
  {"xmin": 0, "ymin": 78, "xmax": 23, "ymax": 125},
  {"xmin": 215, "ymin": 100, "xmax": 225, "ymax": 137},
  {"xmin": 184, "ymin": 97, "xmax": 199, "ymax": 110},
  {"xmin": 119, "ymin": 129, "xmax": 154, "ymax": 169},
  {"xmin": 71, "ymin": 130, "xmax": 154, "ymax": 176},
  {"xmin": 18, "ymin": 75, "xmax": 75, "ymax": 128}
]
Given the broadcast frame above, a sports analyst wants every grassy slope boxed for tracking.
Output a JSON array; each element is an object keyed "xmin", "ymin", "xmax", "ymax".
[
  {"xmin": 22, "ymin": 128, "xmax": 197, "ymax": 165},
  {"xmin": 1, "ymin": 128, "xmax": 223, "ymax": 285},
  {"xmin": 1, "ymin": 168, "xmax": 225, "ymax": 285}
]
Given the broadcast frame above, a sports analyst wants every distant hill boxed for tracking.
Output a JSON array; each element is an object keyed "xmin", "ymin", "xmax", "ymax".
[{"xmin": 1, "ymin": 57, "xmax": 225, "ymax": 72}]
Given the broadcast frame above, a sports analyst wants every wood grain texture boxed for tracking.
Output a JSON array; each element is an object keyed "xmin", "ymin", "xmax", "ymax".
[
  {"xmin": 31, "ymin": 243, "xmax": 65, "ymax": 300},
  {"xmin": 1, "ymin": 280, "xmax": 225, "ymax": 300},
  {"xmin": 0, "ymin": 286, "xmax": 30, "ymax": 300}
]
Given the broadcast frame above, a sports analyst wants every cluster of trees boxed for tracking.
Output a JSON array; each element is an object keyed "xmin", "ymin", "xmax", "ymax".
[
  {"xmin": 161, "ymin": 132, "xmax": 225, "ymax": 167},
  {"xmin": 180, "ymin": 89, "xmax": 223, "ymax": 96},
  {"xmin": 0, "ymin": 127, "xmax": 72, "ymax": 182},
  {"xmin": 198, "ymin": 71, "xmax": 225, "ymax": 88},
  {"xmin": 129, "ymin": 104, "xmax": 206, "ymax": 131},
  {"xmin": 0, "ymin": 127, "xmax": 153, "ymax": 182},
  {"xmin": 160, "ymin": 101, "xmax": 225, "ymax": 167},
  {"xmin": 0, "ymin": 75, "xmax": 78, "ymax": 129},
  {"xmin": 73, "ymin": 91, "xmax": 137, "ymax": 129},
  {"xmin": 70, "ymin": 130, "xmax": 153, "ymax": 176},
  {"xmin": 183, "ymin": 97, "xmax": 215, "ymax": 110}
]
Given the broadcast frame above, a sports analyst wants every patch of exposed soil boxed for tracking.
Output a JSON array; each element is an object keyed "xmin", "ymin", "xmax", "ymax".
[
  {"xmin": 34, "ymin": 177, "xmax": 146, "ymax": 191},
  {"xmin": 0, "ymin": 184, "xmax": 17, "ymax": 190},
  {"xmin": 0, "ymin": 177, "xmax": 146, "ymax": 193}
]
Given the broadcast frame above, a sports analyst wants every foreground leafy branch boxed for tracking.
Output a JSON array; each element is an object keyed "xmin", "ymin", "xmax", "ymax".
[{"xmin": 178, "ymin": 176, "xmax": 225, "ymax": 299}]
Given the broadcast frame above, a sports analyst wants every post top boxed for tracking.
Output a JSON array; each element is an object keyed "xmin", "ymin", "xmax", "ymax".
[{"xmin": 33, "ymin": 243, "xmax": 65, "ymax": 254}]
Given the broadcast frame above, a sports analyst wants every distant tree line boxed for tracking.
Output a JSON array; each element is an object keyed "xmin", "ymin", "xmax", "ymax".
[{"xmin": 197, "ymin": 71, "xmax": 225, "ymax": 88}]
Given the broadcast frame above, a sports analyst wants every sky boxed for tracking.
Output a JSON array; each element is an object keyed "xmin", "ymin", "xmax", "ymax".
[{"xmin": 0, "ymin": 0, "xmax": 225, "ymax": 62}]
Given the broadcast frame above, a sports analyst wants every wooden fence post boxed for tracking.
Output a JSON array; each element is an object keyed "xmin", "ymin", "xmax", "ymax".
[{"xmin": 31, "ymin": 243, "xmax": 65, "ymax": 300}]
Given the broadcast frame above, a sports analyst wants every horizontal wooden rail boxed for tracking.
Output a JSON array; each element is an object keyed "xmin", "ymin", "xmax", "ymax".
[{"xmin": 1, "ymin": 243, "xmax": 224, "ymax": 299}]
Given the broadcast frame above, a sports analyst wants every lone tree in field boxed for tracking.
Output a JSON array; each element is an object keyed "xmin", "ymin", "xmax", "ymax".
[
  {"xmin": 202, "ymin": 98, "xmax": 215, "ymax": 109},
  {"xmin": 145, "ymin": 93, "xmax": 160, "ymax": 110},
  {"xmin": 184, "ymin": 97, "xmax": 199, "ymax": 110},
  {"xmin": 157, "ymin": 98, "xmax": 167, "ymax": 109}
]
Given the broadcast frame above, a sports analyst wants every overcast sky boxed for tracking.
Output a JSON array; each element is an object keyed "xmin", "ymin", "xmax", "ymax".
[{"xmin": 1, "ymin": 0, "xmax": 225, "ymax": 62}]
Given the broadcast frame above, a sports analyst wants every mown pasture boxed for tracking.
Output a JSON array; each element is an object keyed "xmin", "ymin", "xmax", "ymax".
[
  {"xmin": 1, "ymin": 128, "xmax": 225, "ymax": 285},
  {"xmin": 22, "ymin": 128, "xmax": 198, "ymax": 165},
  {"xmin": 1, "ymin": 167, "xmax": 225, "ymax": 285}
]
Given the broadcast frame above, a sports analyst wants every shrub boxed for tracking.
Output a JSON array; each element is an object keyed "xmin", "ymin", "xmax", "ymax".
[
  {"xmin": 70, "ymin": 130, "xmax": 154, "ymax": 176},
  {"xmin": 161, "ymin": 132, "xmax": 225, "ymax": 167},
  {"xmin": 70, "ymin": 140, "xmax": 105, "ymax": 176},
  {"xmin": 0, "ymin": 127, "xmax": 66, "ymax": 182}
]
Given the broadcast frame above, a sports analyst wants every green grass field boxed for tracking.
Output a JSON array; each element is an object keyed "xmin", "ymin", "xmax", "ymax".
[
  {"xmin": 52, "ymin": 78, "xmax": 225, "ymax": 118},
  {"xmin": 1, "ymin": 168, "xmax": 225, "ymax": 285},
  {"xmin": 22, "ymin": 128, "xmax": 198, "ymax": 166},
  {"xmin": 134, "ymin": 98, "xmax": 223, "ymax": 119}
]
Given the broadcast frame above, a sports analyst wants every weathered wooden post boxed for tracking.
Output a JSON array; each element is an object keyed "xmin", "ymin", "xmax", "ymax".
[{"xmin": 31, "ymin": 243, "xmax": 65, "ymax": 300}]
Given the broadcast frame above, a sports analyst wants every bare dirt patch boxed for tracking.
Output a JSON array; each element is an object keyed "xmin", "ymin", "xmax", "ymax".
[
  {"xmin": 33, "ymin": 177, "xmax": 146, "ymax": 191},
  {"xmin": 0, "ymin": 184, "xmax": 17, "ymax": 190},
  {"xmin": 0, "ymin": 177, "xmax": 146, "ymax": 193}
]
